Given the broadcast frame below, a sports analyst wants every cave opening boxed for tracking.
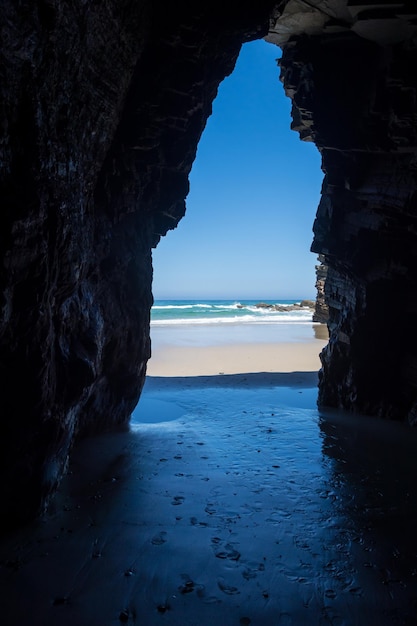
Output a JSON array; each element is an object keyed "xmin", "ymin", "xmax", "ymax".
[{"xmin": 148, "ymin": 38, "xmax": 326, "ymax": 379}]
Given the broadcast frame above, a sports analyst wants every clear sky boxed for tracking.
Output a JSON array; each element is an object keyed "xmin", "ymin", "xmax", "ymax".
[{"xmin": 152, "ymin": 39, "xmax": 323, "ymax": 301}]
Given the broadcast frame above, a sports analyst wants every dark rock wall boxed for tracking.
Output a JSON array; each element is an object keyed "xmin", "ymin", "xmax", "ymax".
[
  {"xmin": 279, "ymin": 28, "xmax": 417, "ymax": 421},
  {"xmin": 313, "ymin": 255, "xmax": 328, "ymax": 324},
  {"xmin": 1, "ymin": 0, "xmax": 153, "ymax": 527},
  {"xmin": 0, "ymin": 1, "xmax": 276, "ymax": 527},
  {"xmin": 2, "ymin": 0, "xmax": 417, "ymax": 528}
]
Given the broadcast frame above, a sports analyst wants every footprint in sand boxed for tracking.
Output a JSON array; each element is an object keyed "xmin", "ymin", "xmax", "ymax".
[
  {"xmin": 242, "ymin": 562, "xmax": 265, "ymax": 580},
  {"xmin": 212, "ymin": 539, "xmax": 241, "ymax": 561},
  {"xmin": 178, "ymin": 574, "xmax": 206, "ymax": 596},
  {"xmin": 190, "ymin": 517, "xmax": 208, "ymax": 527},
  {"xmin": 217, "ymin": 577, "xmax": 240, "ymax": 595},
  {"xmin": 242, "ymin": 568, "xmax": 257, "ymax": 580},
  {"xmin": 151, "ymin": 531, "xmax": 167, "ymax": 545},
  {"xmin": 172, "ymin": 495, "xmax": 185, "ymax": 505}
]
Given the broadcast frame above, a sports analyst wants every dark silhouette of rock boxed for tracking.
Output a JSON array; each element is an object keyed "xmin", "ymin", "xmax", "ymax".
[
  {"xmin": 277, "ymin": 16, "xmax": 417, "ymax": 420},
  {"xmin": 255, "ymin": 301, "xmax": 315, "ymax": 312},
  {"xmin": 313, "ymin": 256, "xmax": 329, "ymax": 324}
]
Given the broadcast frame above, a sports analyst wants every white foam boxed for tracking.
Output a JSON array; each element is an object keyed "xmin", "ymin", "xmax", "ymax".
[
  {"xmin": 213, "ymin": 303, "xmax": 244, "ymax": 309},
  {"xmin": 151, "ymin": 313, "xmax": 313, "ymax": 326},
  {"xmin": 152, "ymin": 303, "xmax": 213, "ymax": 310}
]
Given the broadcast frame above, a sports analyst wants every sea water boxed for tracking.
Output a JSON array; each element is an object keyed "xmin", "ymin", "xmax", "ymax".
[
  {"xmin": 151, "ymin": 299, "xmax": 314, "ymax": 326},
  {"xmin": 150, "ymin": 299, "xmax": 324, "ymax": 347}
]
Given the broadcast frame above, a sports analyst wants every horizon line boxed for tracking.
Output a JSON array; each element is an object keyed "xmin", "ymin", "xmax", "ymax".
[{"xmin": 152, "ymin": 296, "xmax": 316, "ymax": 301}]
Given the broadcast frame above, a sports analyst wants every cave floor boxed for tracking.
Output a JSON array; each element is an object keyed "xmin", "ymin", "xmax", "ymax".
[{"xmin": 1, "ymin": 373, "xmax": 417, "ymax": 625}]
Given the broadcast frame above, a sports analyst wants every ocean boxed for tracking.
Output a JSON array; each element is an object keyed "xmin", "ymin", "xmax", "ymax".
[
  {"xmin": 149, "ymin": 298, "xmax": 327, "ymax": 364},
  {"xmin": 151, "ymin": 299, "xmax": 315, "ymax": 326}
]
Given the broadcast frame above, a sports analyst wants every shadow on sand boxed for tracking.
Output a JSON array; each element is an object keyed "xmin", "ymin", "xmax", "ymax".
[{"xmin": 1, "ymin": 372, "xmax": 417, "ymax": 625}]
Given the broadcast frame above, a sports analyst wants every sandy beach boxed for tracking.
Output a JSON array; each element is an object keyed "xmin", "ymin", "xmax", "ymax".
[
  {"xmin": 2, "ymin": 323, "xmax": 417, "ymax": 625},
  {"xmin": 147, "ymin": 341, "xmax": 325, "ymax": 377},
  {"xmin": 147, "ymin": 321, "xmax": 328, "ymax": 377}
]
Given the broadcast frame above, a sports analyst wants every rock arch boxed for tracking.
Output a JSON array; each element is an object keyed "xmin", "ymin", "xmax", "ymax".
[{"xmin": 1, "ymin": 1, "xmax": 416, "ymax": 526}]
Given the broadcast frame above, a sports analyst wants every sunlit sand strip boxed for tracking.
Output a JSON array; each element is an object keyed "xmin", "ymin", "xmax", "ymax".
[{"xmin": 146, "ymin": 340, "xmax": 327, "ymax": 376}]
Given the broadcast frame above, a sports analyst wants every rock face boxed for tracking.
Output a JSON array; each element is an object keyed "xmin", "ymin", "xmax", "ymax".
[
  {"xmin": 0, "ymin": 1, "xmax": 276, "ymax": 528},
  {"xmin": 276, "ymin": 6, "xmax": 417, "ymax": 421},
  {"xmin": 1, "ymin": 1, "xmax": 417, "ymax": 526},
  {"xmin": 255, "ymin": 301, "xmax": 315, "ymax": 312},
  {"xmin": 313, "ymin": 255, "xmax": 329, "ymax": 324}
]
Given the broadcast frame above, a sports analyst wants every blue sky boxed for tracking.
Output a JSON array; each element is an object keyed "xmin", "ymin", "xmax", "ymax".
[{"xmin": 152, "ymin": 39, "xmax": 323, "ymax": 301}]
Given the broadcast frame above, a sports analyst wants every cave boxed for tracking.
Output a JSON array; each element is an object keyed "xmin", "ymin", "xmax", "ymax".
[
  {"xmin": 3, "ymin": 2, "xmax": 417, "ymax": 622},
  {"xmin": 1, "ymin": 0, "xmax": 417, "ymax": 549}
]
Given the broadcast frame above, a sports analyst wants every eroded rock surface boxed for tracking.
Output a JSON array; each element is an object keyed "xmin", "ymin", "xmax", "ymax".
[
  {"xmin": 313, "ymin": 255, "xmax": 329, "ymax": 324},
  {"xmin": 0, "ymin": 1, "xmax": 275, "ymax": 527},
  {"xmin": 276, "ymin": 9, "xmax": 417, "ymax": 420}
]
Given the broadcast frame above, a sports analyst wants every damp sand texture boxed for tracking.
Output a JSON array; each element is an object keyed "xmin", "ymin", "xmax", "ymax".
[{"xmin": 1, "ymin": 374, "xmax": 417, "ymax": 625}]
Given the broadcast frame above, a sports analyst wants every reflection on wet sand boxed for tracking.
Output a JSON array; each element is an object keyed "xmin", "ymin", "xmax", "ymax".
[
  {"xmin": 1, "ymin": 375, "xmax": 416, "ymax": 625},
  {"xmin": 313, "ymin": 323, "xmax": 329, "ymax": 341},
  {"xmin": 319, "ymin": 409, "xmax": 417, "ymax": 624}
]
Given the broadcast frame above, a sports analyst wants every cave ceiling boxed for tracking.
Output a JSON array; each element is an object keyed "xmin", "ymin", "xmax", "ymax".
[{"xmin": 268, "ymin": 0, "xmax": 417, "ymax": 45}]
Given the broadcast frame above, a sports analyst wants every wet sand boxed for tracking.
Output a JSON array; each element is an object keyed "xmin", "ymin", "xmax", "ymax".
[{"xmin": 2, "ymin": 330, "xmax": 417, "ymax": 625}]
